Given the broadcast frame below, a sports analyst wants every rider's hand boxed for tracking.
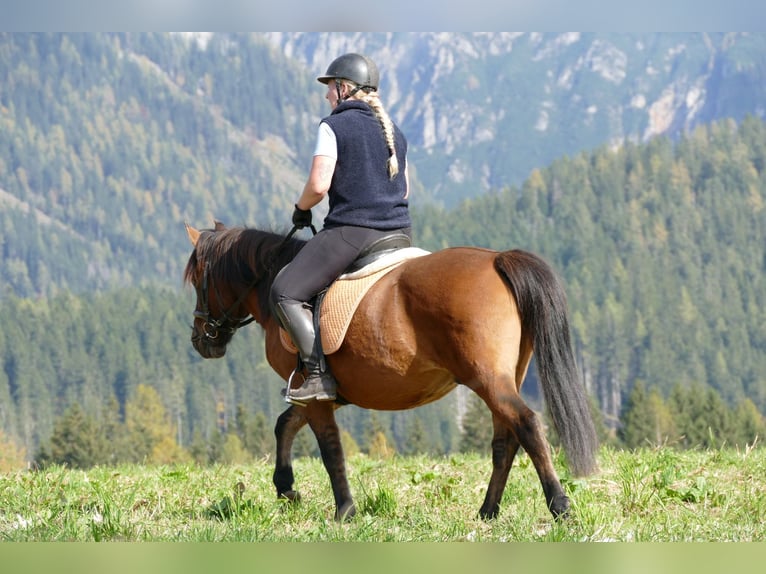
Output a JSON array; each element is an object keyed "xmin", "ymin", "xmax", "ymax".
[{"xmin": 291, "ymin": 204, "xmax": 312, "ymax": 229}]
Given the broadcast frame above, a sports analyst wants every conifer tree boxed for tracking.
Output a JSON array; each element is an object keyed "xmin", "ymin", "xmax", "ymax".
[
  {"xmin": 647, "ymin": 388, "xmax": 679, "ymax": 446},
  {"xmin": 150, "ymin": 435, "xmax": 191, "ymax": 465},
  {"xmin": 292, "ymin": 427, "xmax": 318, "ymax": 458},
  {"xmin": 188, "ymin": 430, "xmax": 210, "ymax": 465},
  {"xmin": 701, "ymin": 387, "xmax": 735, "ymax": 448},
  {"xmin": 669, "ymin": 383, "xmax": 737, "ymax": 449},
  {"xmin": 402, "ymin": 416, "xmax": 429, "ymax": 456},
  {"xmin": 124, "ymin": 384, "xmax": 186, "ymax": 464},
  {"xmin": 36, "ymin": 403, "xmax": 107, "ymax": 469},
  {"xmin": 619, "ymin": 381, "xmax": 654, "ymax": 448},
  {"xmin": 363, "ymin": 412, "xmax": 392, "ymax": 454},
  {"xmin": 368, "ymin": 432, "xmax": 394, "ymax": 460},
  {"xmin": 98, "ymin": 396, "xmax": 130, "ymax": 465},
  {"xmin": 459, "ymin": 393, "xmax": 493, "ymax": 453},
  {"xmin": 235, "ymin": 405, "xmax": 272, "ymax": 459},
  {"xmin": 220, "ymin": 433, "xmax": 250, "ymax": 464},
  {"xmin": 732, "ymin": 398, "xmax": 765, "ymax": 448},
  {"xmin": 340, "ymin": 428, "xmax": 360, "ymax": 457}
]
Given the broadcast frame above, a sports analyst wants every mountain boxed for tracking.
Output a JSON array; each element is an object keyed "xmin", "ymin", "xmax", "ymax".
[
  {"xmin": 2, "ymin": 32, "xmax": 766, "ymax": 298},
  {"xmin": 264, "ymin": 32, "xmax": 766, "ymax": 204}
]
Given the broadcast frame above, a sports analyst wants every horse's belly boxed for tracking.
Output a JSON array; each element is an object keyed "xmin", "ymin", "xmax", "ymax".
[{"xmin": 335, "ymin": 366, "xmax": 458, "ymax": 411}]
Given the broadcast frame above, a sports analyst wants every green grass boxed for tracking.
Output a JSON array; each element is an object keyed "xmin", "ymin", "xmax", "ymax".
[{"xmin": 1, "ymin": 446, "xmax": 765, "ymax": 542}]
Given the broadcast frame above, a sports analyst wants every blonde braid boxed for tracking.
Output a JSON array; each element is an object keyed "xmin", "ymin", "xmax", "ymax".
[{"xmin": 357, "ymin": 89, "xmax": 400, "ymax": 179}]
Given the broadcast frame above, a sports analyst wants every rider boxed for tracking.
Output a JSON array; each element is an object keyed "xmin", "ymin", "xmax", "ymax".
[{"xmin": 270, "ymin": 52, "xmax": 412, "ymax": 405}]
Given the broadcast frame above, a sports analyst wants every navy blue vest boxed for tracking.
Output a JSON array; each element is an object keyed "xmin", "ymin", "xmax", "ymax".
[{"xmin": 321, "ymin": 100, "xmax": 411, "ymax": 231}]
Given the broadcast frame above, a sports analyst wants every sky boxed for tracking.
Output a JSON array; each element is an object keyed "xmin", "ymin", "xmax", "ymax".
[{"xmin": 1, "ymin": 0, "xmax": 764, "ymax": 32}]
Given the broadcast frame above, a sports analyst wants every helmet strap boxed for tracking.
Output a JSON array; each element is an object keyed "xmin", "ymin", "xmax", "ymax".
[
  {"xmin": 345, "ymin": 85, "xmax": 362, "ymax": 100},
  {"xmin": 336, "ymin": 80, "xmax": 369, "ymax": 102},
  {"xmin": 335, "ymin": 80, "xmax": 344, "ymax": 102}
]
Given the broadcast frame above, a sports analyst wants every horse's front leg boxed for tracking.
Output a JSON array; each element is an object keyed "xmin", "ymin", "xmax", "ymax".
[
  {"xmin": 273, "ymin": 405, "xmax": 307, "ymax": 503},
  {"xmin": 304, "ymin": 401, "xmax": 356, "ymax": 522}
]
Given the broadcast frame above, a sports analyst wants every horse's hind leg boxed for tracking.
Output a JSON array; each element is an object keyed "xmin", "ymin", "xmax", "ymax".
[
  {"xmin": 273, "ymin": 405, "xmax": 306, "ymax": 503},
  {"xmin": 479, "ymin": 341, "xmax": 535, "ymax": 519},
  {"xmin": 505, "ymin": 392, "xmax": 569, "ymax": 518},
  {"xmin": 479, "ymin": 385, "xmax": 570, "ymax": 519},
  {"xmin": 479, "ymin": 414, "xmax": 521, "ymax": 520}
]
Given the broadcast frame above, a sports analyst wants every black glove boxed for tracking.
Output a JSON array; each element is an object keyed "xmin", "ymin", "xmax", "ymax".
[{"xmin": 291, "ymin": 204, "xmax": 312, "ymax": 229}]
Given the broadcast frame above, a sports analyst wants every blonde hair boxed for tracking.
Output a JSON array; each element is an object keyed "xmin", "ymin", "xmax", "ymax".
[{"xmin": 339, "ymin": 79, "xmax": 400, "ymax": 179}]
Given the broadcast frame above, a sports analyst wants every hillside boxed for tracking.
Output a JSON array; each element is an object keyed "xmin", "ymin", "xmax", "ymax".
[
  {"xmin": 413, "ymin": 117, "xmax": 766, "ymax": 424},
  {"xmin": 1, "ymin": 33, "xmax": 765, "ymax": 457},
  {"xmin": 3, "ymin": 33, "xmax": 766, "ymax": 298},
  {"xmin": 2, "ymin": 116, "xmax": 764, "ymax": 459},
  {"xmin": 0, "ymin": 32, "xmax": 315, "ymax": 297}
]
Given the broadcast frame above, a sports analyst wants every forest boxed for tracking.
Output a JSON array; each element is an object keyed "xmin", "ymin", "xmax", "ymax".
[
  {"xmin": 2, "ymin": 115, "xmax": 766, "ymax": 469},
  {"xmin": 0, "ymin": 34, "xmax": 765, "ymax": 469}
]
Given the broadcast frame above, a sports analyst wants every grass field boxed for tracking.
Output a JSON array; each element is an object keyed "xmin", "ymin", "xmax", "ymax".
[{"xmin": 1, "ymin": 445, "xmax": 765, "ymax": 542}]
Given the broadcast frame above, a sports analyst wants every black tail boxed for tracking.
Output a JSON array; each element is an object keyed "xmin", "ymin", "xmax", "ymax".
[{"xmin": 494, "ymin": 250, "xmax": 598, "ymax": 476}]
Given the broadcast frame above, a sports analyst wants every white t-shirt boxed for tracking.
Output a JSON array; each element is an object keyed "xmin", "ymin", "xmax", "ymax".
[{"xmin": 313, "ymin": 122, "xmax": 338, "ymax": 159}]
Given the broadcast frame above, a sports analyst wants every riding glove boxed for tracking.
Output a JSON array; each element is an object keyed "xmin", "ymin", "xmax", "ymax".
[{"xmin": 292, "ymin": 204, "xmax": 312, "ymax": 229}]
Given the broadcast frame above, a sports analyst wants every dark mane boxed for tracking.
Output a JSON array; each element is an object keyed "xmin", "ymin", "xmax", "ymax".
[{"xmin": 183, "ymin": 226, "xmax": 305, "ymax": 320}]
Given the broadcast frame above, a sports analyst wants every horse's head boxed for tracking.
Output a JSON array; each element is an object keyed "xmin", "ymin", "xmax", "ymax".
[{"xmin": 184, "ymin": 222, "xmax": 255, "ymax": 359}]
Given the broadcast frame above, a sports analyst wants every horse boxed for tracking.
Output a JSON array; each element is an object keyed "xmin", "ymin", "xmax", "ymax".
[{"xmin": 183, "ymin": 221, "xmax": 598, "ymax": 522}]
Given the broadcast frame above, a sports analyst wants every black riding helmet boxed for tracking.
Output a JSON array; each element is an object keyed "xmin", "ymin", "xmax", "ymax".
[{"xmin": 317, "ymin": 53, "xmax": 379, "ymax": 100}]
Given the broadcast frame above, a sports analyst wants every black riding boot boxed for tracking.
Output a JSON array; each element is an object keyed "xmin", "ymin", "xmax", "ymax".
[{"xmin": 273, "ymin": 300, "xmax": 337, "ymax": 405}]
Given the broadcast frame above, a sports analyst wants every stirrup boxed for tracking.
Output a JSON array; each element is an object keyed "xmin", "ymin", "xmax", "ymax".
[
  {"xmin": 283, "ymin": 369, "xmax": 309, "ymax": 406},
  {"xmin": 283, "ymin": 368, "xmax": 336, "ymax": 406}
]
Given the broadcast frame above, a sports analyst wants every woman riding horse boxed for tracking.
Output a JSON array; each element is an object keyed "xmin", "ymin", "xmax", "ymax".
[{"xmin": 270, "ymin": 53, "xmax": 412, "ymax": 406}]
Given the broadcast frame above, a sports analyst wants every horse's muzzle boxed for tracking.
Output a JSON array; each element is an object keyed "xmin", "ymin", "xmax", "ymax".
[
  {"xmin": 194, "ymin": 339, "xmax": 227, "ymax": 359},
  {"xmin": 191, "ymin": 328, "xmax": 229, "ymax": 359}
]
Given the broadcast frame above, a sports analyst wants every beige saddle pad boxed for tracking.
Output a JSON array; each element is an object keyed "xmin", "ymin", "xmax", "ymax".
[{"xmin": 280, "ymin": 247, "xmax": 429, "ymax": 355}]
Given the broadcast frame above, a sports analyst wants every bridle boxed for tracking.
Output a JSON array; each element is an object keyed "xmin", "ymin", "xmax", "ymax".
[
  {"xmin": 191, "ymin": 259, "xmax": 257, "ymax": 344},
  {"xmin": 190, "ymin": 224, "xmax": 313, "ymax": 345}
]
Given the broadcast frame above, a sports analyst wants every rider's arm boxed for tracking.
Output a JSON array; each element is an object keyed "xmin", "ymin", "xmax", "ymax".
[
  {"xmin": 296, "ymin": 155, "xmax": 335, "ymax": 211},
  {"xmin": 296, "ymin": 123, "xmax": 337, "ymax": 211}
]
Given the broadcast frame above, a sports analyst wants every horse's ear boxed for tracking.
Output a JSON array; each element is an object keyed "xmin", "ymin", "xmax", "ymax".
[
  {"xmin": 185, "ymin": 222, "xmax": 201, "ymax": 247},
  {"xmin": 214, "ymin": 220, "xmax": 226, "ymax": 231}
]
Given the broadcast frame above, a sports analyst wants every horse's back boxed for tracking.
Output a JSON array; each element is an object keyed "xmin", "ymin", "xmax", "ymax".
[{"xmin": 392, "ymin": 247, "xmax": 513, "ymax": 317}]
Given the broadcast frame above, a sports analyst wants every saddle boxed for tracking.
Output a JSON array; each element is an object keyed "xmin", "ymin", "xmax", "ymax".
[{"xmin": 279, "ymin": 233, "xmax": 430, "ymax": 355}]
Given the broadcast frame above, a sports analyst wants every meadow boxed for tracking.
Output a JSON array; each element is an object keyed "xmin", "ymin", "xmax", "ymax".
[{"xmin": 2, "ymin": 445, "xmax": 765, "ymax": 543}]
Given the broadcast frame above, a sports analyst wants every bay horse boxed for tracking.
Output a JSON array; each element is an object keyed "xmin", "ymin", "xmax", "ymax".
[{"xmin": 183, "ymin": 221, "xmax": 598, "ymax": 522}]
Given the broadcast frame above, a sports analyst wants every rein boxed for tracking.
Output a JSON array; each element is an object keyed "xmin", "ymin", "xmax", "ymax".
[{"xmin": 192, "ymin": 224, "xmax": 314, "ymax": 343}]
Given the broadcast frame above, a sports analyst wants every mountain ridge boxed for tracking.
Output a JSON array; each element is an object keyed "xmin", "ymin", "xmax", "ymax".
[
  {"xmin": 2, "ymin": 33, "xmax": 766, "ymax": 300},
  {"xmin": 263, "ymin": 33, "xmax": 764, "ymax": 204}
]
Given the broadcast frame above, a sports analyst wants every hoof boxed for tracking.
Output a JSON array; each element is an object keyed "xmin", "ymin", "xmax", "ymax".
[
  {"xmin": 478, "ymin": 504, "xmax": 500, "ymax": 521},
  {"xmin": 549, "ymin": 494, "xmax": 570, "ymax": 519},
  {"xmin": 278, "ymin": 490, "xmax": 301, "ymax": 503},
  {"xmin": 335, "ymin": 503, "xmax": 356, "ymax": 522}
]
